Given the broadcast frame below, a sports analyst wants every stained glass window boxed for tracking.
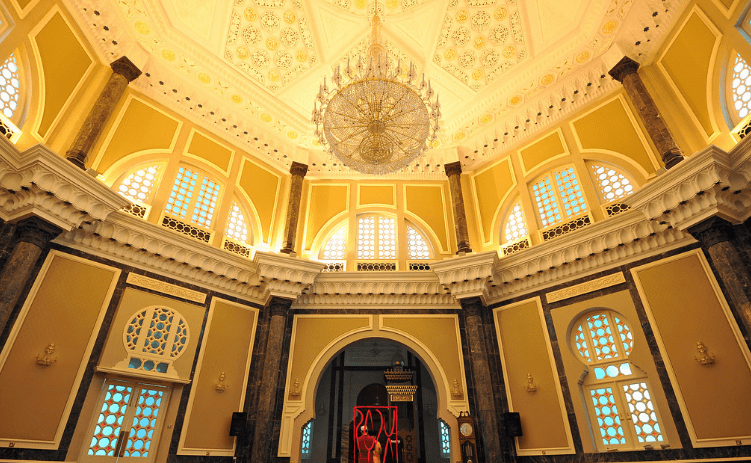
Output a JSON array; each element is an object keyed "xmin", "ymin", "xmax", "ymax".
[
  {"xmin": 118, "ymin": 166, "xmax": 161, "ymax": 203},
  {"xmin": 0, "ymin": 53, "xmax": 20, "ymax": 119},
  {"xmin": 590, "ymin": 165, "xmax": 634, "ymax": 203},
  {"xmin": 622, "ymin": 383, "xmax": 664, "ymax": 443},
  {"xmin": 590, "ymin": 387, "xmax": 626, "ymax": 446},
  {"xmin": 301, "ymin": 420, "xmax": 313, "ymax": 459},
  {"xmin": 122, "ymin": 307, "xmax": 189, "ymax": 376},
  {"xmin": 86, "ymin": 379, "xmax": 169, "ymax": 462},
  {"xmin": 407, "ymin": 225, "xmax": 430, "ymax": 259},
  {"xmin": 502, "ymin": 199, "xmax": 528, "ymax": 243},
  {"xmin": 439, "ymin": 420, "xmax": 451, "ymax": 458},
  {"xmin": 731, "ymin": 53, "xmax": 751, "ymax": 120},
  {"xmin": 225, "ymin": 200, "xmax": 249, "ymax": 242}
]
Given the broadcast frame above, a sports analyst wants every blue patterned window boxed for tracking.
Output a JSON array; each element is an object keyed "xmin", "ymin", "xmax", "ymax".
[
  {"xmin": 554, "ymin": 166, "xmax": 587, "ymax": 218},
  {"xmin": 301, "ymin": 420, "xmax": 313, "ymax": 459},
  {"xmin": 439, "ymin": 420, "xmax": 451, "ymax": 458},
  {"xmin": 193, "ymin": 176, "xmax": 221, "ymax": 227},
  {"xmin": 532, "ymin": 166, "xmax": 588, "ymax": 229},
  {"xmin": 166, "ymin": 167, "xmax": 198, "ymax": 219},
  {"xmin": 165, "ymin": 166, "xmax": 222, "ymax": 229},
  {"xmin": 532, "ymin": 176, "xmax": 561, "ymax": 227}
]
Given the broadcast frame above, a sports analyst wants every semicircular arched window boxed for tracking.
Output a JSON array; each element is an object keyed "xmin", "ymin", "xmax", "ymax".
[
  {"xmin": 571, "ymin": 310, "xmax": 666, "ymax": 451},
  {"xmin": 116, "ymin": 306, "xmax": 190, "ymax": 378}
]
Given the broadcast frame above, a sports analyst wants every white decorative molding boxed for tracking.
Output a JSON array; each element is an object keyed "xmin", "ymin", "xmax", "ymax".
[
  {"xmin": 126, "ymin": 273, "xmax": 207, "ymax": 303},
  {"xmin": 254, "ymin": 251, "xmax": 325, "ymax": 301},
  {"xmin": 431, "ymin": 251, "xmax": 499, "ymax": 303},
  {"xmin": 624, "ymin": 139, "xmax": 751, "ymax": 230},
  {"xmin": 293, "ymin": 271, "xmax": 459, "ymax": 309},
  {"xmin": 545, "ymin": 272, "xmax": 626, "ymax": 303},
  {"xmin": 0, "ymin": 140, "xmax": 129, "ymax": 230}
]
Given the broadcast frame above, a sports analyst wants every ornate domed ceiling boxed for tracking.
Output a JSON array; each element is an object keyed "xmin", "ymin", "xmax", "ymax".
[{"xmin": 67, "ymin": 0, "xmax": 687, "ymax": 177}]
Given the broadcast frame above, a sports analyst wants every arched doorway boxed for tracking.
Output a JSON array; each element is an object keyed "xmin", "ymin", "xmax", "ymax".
[{"xmin": 305, "ymin": 339, "xmax": 449, "ymax": 463}]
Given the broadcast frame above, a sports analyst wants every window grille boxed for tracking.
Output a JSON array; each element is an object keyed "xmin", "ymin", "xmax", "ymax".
[
  {"xmin": 0, "ymin": 53, "xmax": 20, "ymax": 119},
  {"xmin": 118, "ymin": 166, "xmax": 161, "ymax": 204},
  {"xmin": 406, "ymin": 225, "xmax": 430, "ymax": 259},
  {"xmin": 439, "ymin": 420, "xmax": 451, "ymax": 458},
  {"xmin": 321, "ymin": 224, "xmax": 347, "ymax": 260},
  {"xmin": 301, "ymin": 420, "xmax": 313, "ymax": 459},
  {"xmin": 357, "ymin": 214, "xmax": 396, "ymax": 260},
  {"xmin": 589, "ymin": 165, "xmax": 634, "ymax": 204},
  {"xmin": 502, "ymin": 199, "xmax": 528, "ymax": 243},
  {"xmin": 165, "ymin": 166, "xmax": 222, "ymax": 229},
  {"xmin": 731, "ymin": 53, "xmax": 751, "ymax": 120},
  {"xmin": 225, "ymin": 200, "xmax": 250, "ymax": 243}
]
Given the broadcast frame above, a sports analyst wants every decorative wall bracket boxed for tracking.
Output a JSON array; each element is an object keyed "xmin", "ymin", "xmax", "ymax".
[
  {"xmin": 36, "ymin": 342, "xmax": 57, "ymax": 366},
  {"xmin": 524, "ymin": 373, "xmax": 538, "ymax": 393},
  {"xmin": 694, "ymin": 341, "xmax": 715, "ymax": 366},
  {"xmin": 452, "ymin": 378, "xmax": 464, "ymax": 399},
  {"xmin": 215, "ymin": 372, "xmax": 229, "ymax": 392},
  {"xmin": 288, "ymin": 378, "xmax": 302, "ymax": 399}
]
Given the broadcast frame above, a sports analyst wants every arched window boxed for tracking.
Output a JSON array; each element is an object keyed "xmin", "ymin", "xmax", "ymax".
[
  {"xmin": 320, "ymin": 223, "xmax": 347, "ymax": 261},
  {"xmin": 729, "ymin": 53, "xmax": 751, "ymax": 123},
  {"xmin": 162, "ymin": 165, "xmax": 222, "ymax": 242},
  {"xmin": 406, "ymin": 224, "xmax": 431, "ymax": 260},
  {"xmin": 357, "ymin": 214, "xmax": 396, "ymax": 260},
  {"xmin": 116, "ymin": 165, "xmax": 162, "ymax": 218},
  {"xmin": 588, "ymin": 163, "xmax": 635, "ymax": 217},
  {"xmin": 0, "ymin": 53, "xmax": 21, "ymax": 120},
  {"xmin": 572, "ymin": 310, "xmax": 666, "ymax": 451},
  {"xmin": 531, "ymin": 166, "xmax": 588, "ymax": 229},
  {"xmin": 225, "ymin": 200, "xmax": 250, "ymax": 243},
  {"xmin": 500, "ymin": 198, "xmax": 530, "ymax": 256}
]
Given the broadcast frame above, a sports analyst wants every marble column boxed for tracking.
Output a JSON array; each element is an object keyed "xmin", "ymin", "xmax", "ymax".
[
  {"xmin": 445, "ymin": 162, "xmax": 473, "ymax": 254},
  {"xmin": 688, "ymin": 217, "xmax": 751, "ymax": 342},
  {"xmin": 460, "ymin": 296, "xmax": 501, "ymax": 462},
  {"xmin": 249, "ymin": 296, "xmax": 292, "ymax": 463},
  {"xmin": 608, "ymin": 56, "xmax": 684, "ymax": 169},
  {"xmin": 280, "ymin": 162, "xmax": 308, "ymax": 255},
  {"xmin": 0, "ymin": 217, "xmax": 62, "ymax": 337},
  {"xmin": 66, "ymin": 56, "xmax": 142, "ymax": 170}
]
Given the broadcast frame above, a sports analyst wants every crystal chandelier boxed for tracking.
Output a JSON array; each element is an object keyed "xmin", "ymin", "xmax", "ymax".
[{"xmin": 312, "ymin": 8, "xmax": 441, "ymax": 175}]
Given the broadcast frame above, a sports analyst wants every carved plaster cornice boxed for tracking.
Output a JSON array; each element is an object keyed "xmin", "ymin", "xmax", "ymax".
[
  {"xmin": 293, "ymin": 271, "xmax": 458, "ymax": 309},
  {"xmin": 623, "ymin": 139, "xmax": 751, "ymax": 230},
  {"xmin": 254, "ymin": 251, "xmax": 324, "ymax": 301},
  {"xmin": 0, "ymin": 141, "xmax": 129, "ymax": 230},
  {"xmin": 431, "ymin": 251, "xmax": 499, "ymax": 303}
]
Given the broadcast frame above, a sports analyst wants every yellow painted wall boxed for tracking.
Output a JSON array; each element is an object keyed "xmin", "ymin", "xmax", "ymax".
[
  {"xmin": 96, "ymin": 97, "xmax": 180, "ymax": 173},
  {"xmin": 550, "ymin": 289, "xmax": 680, "ymax": 452},
  {"xmin": 288, "ymin": 317, "xmax": 371, "ymax": 389},
  {"xmin": 471, "ymin": 158, "xmax": 514, "ymax": 243},
  {"xmin": 181, "ymin": 300, "xmax": 258, "ymax": 451},
  {"xmin": 571, "ymin": 96, "xmax": 656, "ymax": 173},
  {"xmin": 33, "ymin": 11, "xmax": 93, "ymax": 138},
  {"xmin": 238, "ymin": 158, "xmax": 281, "ymax": 244},
  {"xmin": 186, "ymin": 131, "xmax": 233, "ymax": 173},
  {"xmin": 519, "ymin": 131, "xmax": 566, "ymax": 174},
  {"xmin": 381, "ymin": 316, "xmax": 464, "ymax": 389},
  {"xmin": 0, "ymin": 254, "xmax": 118, "ymax": 441},
  {"xmin": 633, "ymin": 252, "xmax": 751, "ymax": 440},
  {"xmin": 98, "ymin": 287, "xmax": 205, "ymax": 381},
  {"xmin": 404, "ymin": 185, "xmax": 449, "ymax": 251},
  {"xmin": 303, "ymin": 184, "xmax": 348, "ymax": 251},
  {"xmin": 359, "ymin": 185, "xmax": 396, "ymax": 207},
  {"xmin": 495, "ymin": 300, "xmax": 569, "ymax": 451},
  {"xmin": 660, "ymin": 10, "xmax": 718, "ymax": 138}
]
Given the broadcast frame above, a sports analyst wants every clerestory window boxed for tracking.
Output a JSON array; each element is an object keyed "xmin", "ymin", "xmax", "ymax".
[
  {"xmin": 165, "ymin": 165, "xmax": 222, "ymax": 229},
  {"xmin": 531, "ymin": 166, "xmax": 587, "ymax": 229}
]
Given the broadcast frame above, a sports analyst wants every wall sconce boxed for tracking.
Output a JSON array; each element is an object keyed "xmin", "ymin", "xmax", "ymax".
[
  {"xmin": 215, "ymin": 372, "xmax": 229, "ymax": 392},
  {"xmin": 694, "ymin": 341, "xmax": 715, "ymax": 366},
  {"xmin": 524, "ymin": 373, "xmax": 537, "ymax": 393},
  {"xmin": 36, "ymin": 342, "xmax": 57, "ymax": 366}
]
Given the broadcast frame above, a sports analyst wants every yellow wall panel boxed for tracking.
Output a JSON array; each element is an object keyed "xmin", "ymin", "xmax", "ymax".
[
  {"xmin": 304, "ymin": 184, "xmax": 348, "ymax": 251},
  {"xmin": 181, "ymin": 300, "xmax": 257, "ymax": 452},
  {"xmin": 519, "ymin": 131, "xmax": 566, "ymax": 174},
  {"xmin": 186, "ymin": 130, "xmax": 233, "ymax": 173},
  {"xmin": 381, "ymin": 316, "xmax": 463, "ymax": 389},
  {"xmin": 633, "ymin": 252, "xmax": 751, "ymax": 441},
  {"xmin": 0, "ymin": 254, "xmax": 118, "ymax": 443},
  {"xmin": 471, "ymin": 158, "xmax": 514, "ymax": 243},
  {"xmin": 98, "ymin": 287, "xmax": 205, "ymax": 381},
  {"xmin": 404, "ymin": 185, "xmax": 449, "ymax": 252},
  {"xmin": 15, "ymin": 0, "xmax": 33, "ymax": 9},
  {"xmin": 238, "ymin": 159, "xmax": 281, "ymax": 244},
  {"xmin": 660, "ymin": 10, "xmax": 718, "ymax": 138},
  {"xmin": 34, "ymin": 12, "xmax": 93, "ymax": 138},
  {"xmin": 572, "ymin": 97, "xmax": 656, "ymax": 174},
  {"xmin": 97, "ymin": 98, "xmax": 180, "ymax": 174},
  {"xmin": 288, "ymin": 317, "xmax": 371, "ymax": 387},
  {"xmin": 496, "ymin": 300, "xmax": 570, "ymax": 451},
  {"xmin": 359, "ymin": 184, "xmax": 395, "ymax": 207}
]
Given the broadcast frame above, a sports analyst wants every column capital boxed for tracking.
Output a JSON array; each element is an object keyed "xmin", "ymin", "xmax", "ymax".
[
  {"xmin": 608, "ymin": 56, "xmax": 640, "ymax": 83},
  {"xmin": 688, "ymin": 216, "xmax": 734, "ymax": 248},
  {"xmin": 459, "ymin": 296, "xmax": 484, "ymax": 317},
  {"xmin": 111, "ymin": 56, "xmax": 142, "ymax": 82},
  {"xmin": 14, "ymin": 216, "xmax": 62, "ymax": 249},
  {"xmin": 289, "ymin": 161, "xmax": 309, "ymax": 178},
  {"xmin": 444, "ymin": 161, "xmax": 463, "ymax": 177}
]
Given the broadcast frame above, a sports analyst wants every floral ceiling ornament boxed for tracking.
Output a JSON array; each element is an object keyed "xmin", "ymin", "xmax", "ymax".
[{"xmin": 311, "ymin": 1, "xmax": 441, "ymax": 175}]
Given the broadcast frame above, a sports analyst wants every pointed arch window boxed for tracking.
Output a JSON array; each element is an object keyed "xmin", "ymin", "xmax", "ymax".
[
  {"xmin": 572, "ymin": 310, "xmax": 667, "ymax": 451},
  {"xmin": 301, "ymin": 420, "xmax": 313, "ymax": 459}
]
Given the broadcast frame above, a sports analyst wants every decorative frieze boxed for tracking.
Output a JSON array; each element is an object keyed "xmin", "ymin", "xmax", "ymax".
[
  {"xmin": 126, "ymin": 273, "xmax": 207, "ymax": 303},
  {"xmin": 545, "ymin": 272, "xmax": 626, "ymax": 303}
]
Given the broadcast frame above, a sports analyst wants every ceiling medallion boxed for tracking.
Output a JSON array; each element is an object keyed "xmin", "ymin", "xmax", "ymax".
[{"xmin": 312, "ymin": 5, "xmax": 441, "ymax": 175}]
